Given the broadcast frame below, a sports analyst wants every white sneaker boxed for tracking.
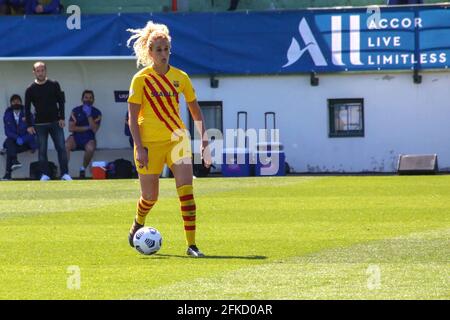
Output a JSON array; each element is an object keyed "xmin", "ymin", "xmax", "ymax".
[
  {"xmin": 40, "ymin": 174, "xmax": 51, "ymax": 181},
  {"xmin": 11, "ymin": 160, "xmax": 22, "ymax": 171},
  {"xmin": 61, "ymin": 174, "xmax": 73, "ymax": 181},
  {"xmin": 186, "ymin": 245, "xmax": 205, "ymax": 258}
]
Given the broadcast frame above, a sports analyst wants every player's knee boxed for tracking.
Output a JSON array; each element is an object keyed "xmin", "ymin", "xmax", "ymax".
[{"xmin": 141, "ymin": 193, "xmax": 158, "ymax": 202}]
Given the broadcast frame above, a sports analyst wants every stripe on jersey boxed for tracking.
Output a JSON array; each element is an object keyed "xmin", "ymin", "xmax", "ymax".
[
  {"xmin": 143, "ymin": 86, "xmax": 175, "ymax": 133},
  {"xmin": 149, "ymin": 74, "xmax": 182, "ymax": 125},
  {"xmin": 144, "ymin": 78, "xmax": 181, "ymax": 130},
  {"xmin": 159, "ymin": 73, "xmax": 180, "ymax": 104}
]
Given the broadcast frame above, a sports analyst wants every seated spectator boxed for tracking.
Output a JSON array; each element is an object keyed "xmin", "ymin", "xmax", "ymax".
[
  {"xmin": 228, "ymin": 0, "xmax": 239, "ymax": 11},
  {"xmin": 2, "ymin": 94, "xmax": 38, "ymax": 180},
  {"xmin": 18, "ymin": 0, "xmax": 62, "ymax": 15},
  {"xmin": 0, "ymin": 0, "xmax": 10, "ymax": 14},
  {"xmin": 65, "ymin": 90, "xmax": 102, "ymax": 178},
  {"xmin": 1, "ymin": 1, "xmax": 59, "ymax": 15},
  {"xmin": 8, "ymin": 0, "xmax": 26, "ymax": 14},
  {"xmin": 387, "ymin": 0, "xmax": 423, "ymax": 4},
  {"xmin": 124, "ymin": 111, "xmax": 133, "ymax": 147}
]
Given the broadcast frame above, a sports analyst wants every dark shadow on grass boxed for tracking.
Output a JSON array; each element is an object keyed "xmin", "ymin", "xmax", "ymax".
[
  {"xmin": 145, "ymin": 254, "xmax": 268, "ymax": 260},
  {"xmin": 139, "ymin": 256, "xmax": 171, "ymax": 260}
]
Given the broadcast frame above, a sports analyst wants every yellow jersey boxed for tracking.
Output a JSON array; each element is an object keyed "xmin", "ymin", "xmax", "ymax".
[{"xmin": 127, "ymin": 65, "xmax": 197, "ymax": 142}]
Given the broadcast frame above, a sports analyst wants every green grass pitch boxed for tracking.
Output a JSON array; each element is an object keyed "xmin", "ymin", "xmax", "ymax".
[{"xmin": 0, "ymin": 176, "xmax": 448, "ymax": 299}]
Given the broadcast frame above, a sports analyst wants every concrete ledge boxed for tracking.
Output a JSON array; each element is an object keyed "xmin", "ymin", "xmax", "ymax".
[{"xmin": 0, "ymin": 148, "xmax": 134, "ymax": 179}]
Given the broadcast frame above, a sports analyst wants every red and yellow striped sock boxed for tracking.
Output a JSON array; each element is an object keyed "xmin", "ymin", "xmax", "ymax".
[
  {"xmin": 177, "ymin": 185, "xmax": 196, "ymax": 246},
  {"xmin": 135, "ymin": 197, "xmax": 156, "ymax": 225}
]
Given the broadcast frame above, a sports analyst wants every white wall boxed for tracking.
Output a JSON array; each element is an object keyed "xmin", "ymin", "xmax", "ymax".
[
  {"xmin": 1, "ymin": 60, "xmax": 449, "ymax": 176},
  {"xmin": 195, "ymin": 70, "xmax": 450, "ymax": 173},
  {"xmin": 0, "ymin": 60, "xmax": 136, "ymax": 150}
]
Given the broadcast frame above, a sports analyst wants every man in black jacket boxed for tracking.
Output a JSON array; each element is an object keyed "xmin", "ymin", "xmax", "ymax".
[{"xmin": 25, "ymin": 61, "xmax": 72, "ymax": 181}]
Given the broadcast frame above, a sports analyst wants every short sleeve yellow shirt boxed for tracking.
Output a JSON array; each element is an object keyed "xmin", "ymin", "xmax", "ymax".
[{"xmin": 127, "ymin": 65, "xmax": 197, "ymax": 142}]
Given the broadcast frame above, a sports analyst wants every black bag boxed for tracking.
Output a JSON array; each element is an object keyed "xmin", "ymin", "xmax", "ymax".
[
  {"xmin": 29, "ymin": 161, "xmax": 58, "ymax": 180},
  {"xmin": 193, "ymin": 160, "xmax": 214, "ymax": 178},
  {"xmin": 107, "ymin": 158, "xmax": 133, "ymax": 179}
]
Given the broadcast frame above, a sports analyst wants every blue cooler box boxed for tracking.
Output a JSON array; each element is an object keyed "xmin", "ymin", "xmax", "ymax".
[
  {"xmin": 222, "ymin": 148, "xmax": 251, "ymax": 177},
  {"xmin": 255, "ymin": 143, "xmax": 286, "ymax": 176}
]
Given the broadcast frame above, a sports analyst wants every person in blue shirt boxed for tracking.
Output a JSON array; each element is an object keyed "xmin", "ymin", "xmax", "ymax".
[
  {"xmin": 0, "ymin": 0, "xmax": 10, "ymax": 14},
  {"xmin": 65, "ymin": 90, "xmax": 102, "ymax": 178},
  {"xmin": 6, "ymin": 0, "xmax": 25, "ymax": 14},
  {"xmin": 25, "ymin": 0, "xmax": 61, "ymax": 14},
  {"xmin": 4, "ymin": 0, "xmax": 61, "ymax": 15},
  {"xmin": 2, "ymin": 94, "xmax": 37, "ymax": 180}
]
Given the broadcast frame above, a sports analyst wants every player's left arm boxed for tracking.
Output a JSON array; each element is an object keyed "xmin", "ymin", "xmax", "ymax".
[{"xmin": 187, "ymin": 100, "xmax": 211, "ymax": 168}]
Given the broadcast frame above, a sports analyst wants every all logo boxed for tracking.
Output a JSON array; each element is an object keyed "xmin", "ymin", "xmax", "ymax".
[{"xmin": 283, "ymin": 16, "xmax": 363, "ymax": 68}]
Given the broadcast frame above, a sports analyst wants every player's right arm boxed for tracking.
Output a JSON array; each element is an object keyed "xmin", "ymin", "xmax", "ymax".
[
  {"xmin": 128, "ymin": 103, "xmax": 147, "ymax": 169},
  {"xmin": 127, "ymin": 73, "xmax": 147, "ymax": 169}
]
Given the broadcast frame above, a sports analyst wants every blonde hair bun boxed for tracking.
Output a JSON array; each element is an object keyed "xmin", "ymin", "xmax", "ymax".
[{"xmin": 127, "ymin": 21, "xmax": 172, "ymax": 67}]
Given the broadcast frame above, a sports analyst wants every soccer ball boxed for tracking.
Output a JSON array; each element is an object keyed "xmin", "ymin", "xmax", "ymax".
[{"xmin": 133, "ymin": 227, "xmax": 162, "ymax": 255}]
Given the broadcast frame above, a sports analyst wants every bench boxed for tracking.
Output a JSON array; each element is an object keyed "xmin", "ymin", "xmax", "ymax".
[{"xmin": 0, "ymin": 147, "xmax": 134, "ymax": 179}]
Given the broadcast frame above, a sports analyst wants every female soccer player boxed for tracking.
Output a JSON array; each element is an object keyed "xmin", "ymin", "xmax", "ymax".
[{"xmin": 126, "ymin": 21, "xmax": 211, "ymax": 257}]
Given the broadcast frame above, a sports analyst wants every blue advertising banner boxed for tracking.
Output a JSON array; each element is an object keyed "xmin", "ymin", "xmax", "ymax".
[
  {"xmin": 113, "ymin": 90, "xmax": 129, "ymax": 103},
  {"xmin": 0, "ymin": 5, "xmax": 449, "ymax": 75}
]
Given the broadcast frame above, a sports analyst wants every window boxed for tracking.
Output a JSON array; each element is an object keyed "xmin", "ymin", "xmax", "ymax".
[
  {"xmin": 328, "ymin": 99, "xmax": 364, "ymax": 138},
  {"xmin": 188, "ymin": 101, "xmax": 223, "ymax": 140}
]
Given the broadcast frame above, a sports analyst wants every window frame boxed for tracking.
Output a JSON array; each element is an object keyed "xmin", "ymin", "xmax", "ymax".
[
  {"xmin": 328, "ymin": 98, "xmax": 365, "ymax": 138},
  {"xmin": 188, "ymin": 100, "xmax": 223, "ymax": 139}
]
